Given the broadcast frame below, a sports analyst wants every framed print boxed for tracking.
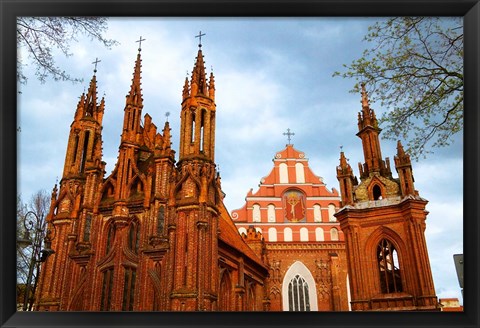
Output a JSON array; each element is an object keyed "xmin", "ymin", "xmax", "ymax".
[{"xmin": 1, "ymin": 0, "xmax": 478, "ymax": 328}]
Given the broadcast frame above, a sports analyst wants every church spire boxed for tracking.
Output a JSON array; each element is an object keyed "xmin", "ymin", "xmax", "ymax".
[
  {"xmin": 122, "ymin": 38, "xmax": 145, "ymax": 141},
  {"xmin": 126, "ymin": 46, "xmax": 144, "ymax": 107},
  {"xmin": 336, "ymin": 150, "xmax": 356, "ymax": 206},
  {"xmin": 179, "ymin": 33, "xmax": 217, "ymax": 162},
  {"xmin": 356, "ymin": 83, "xmax": 390, "ymax": 179}
]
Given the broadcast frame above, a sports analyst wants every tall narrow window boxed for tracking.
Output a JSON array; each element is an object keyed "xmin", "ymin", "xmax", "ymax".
[
  {"xmin": 279, "ymin": 163, "xmax": 289, "ymax": 183},
  {"xmin": 128, "ymin": 221, "xmax": 140, "ymax": 254},
  {"xmin": 267, "ymin": 204, "xmax": 276, "ymax": 222},
  {"xmin": 252, "ymin": 204, "xmax": 261, "ymax": 222},
  {"xmin": 288, "ymin": 275, "xmax": 310, "ymax": 311},
  {"xmin": 268, "ymin": 227, "xmax": 277, "ymax": 242},
  {"xmin": 330, "ymin": 228, "xmax": 339, "ymax": 241},
  {"xmin": 100, "ymin": 268, "xmax": 114, "ymax": 311},
  {"xmin": 80, "ymin": 130, "xmax": 90, "ymax": 173},
  {"xmin": 106, "ymin": 224, "xmax": 115, "ymax": 254},
  {"xmin": 219, "ymin": 271, "xmax": 232, "ymax": 311},
  {"xmin": 157, "ymin": 206, "xmax": 165, "ymax": 235},
  {"xmin": 377, "ymin": 239, "xmax": 403, "ymax": 293},
  {"xmin": 313, "ymin": 204, "xmax": 322, "ymax": 222},
  {"xmin": 328, "ymin": 204, "xmax": 336, "ymax": 222},
  {"xmin": 72, "ymin": 134, "xmax": 79, "ymax": 164},
  {"xmin": 295, "ymin": 163, "xmax": 305, "ymax": 183},
  {"xmin": 300, "ymin": 227, "xmax": 309, "ymax": 242},
  {"xmin": 199, "ymin": 109, "xmax": 205, "ymax": 152},
  {"xmin": 284, "ymin": 227, "xmax": 293, "ymax": 242},
  {"xmin": 83, "ymin": 214, "xmax": 92, "ymax": 242},
  {"xmin": 122, "ymin": 267, "xmax": 137, "ymax": 311}
]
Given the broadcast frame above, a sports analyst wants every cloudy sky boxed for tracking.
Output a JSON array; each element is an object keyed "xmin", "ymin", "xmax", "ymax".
[{"xmin": 17, "ymin": 17, "xmax": 463, "ymax": 304}]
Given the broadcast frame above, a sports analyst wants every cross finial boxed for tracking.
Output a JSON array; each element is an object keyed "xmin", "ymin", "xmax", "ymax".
[
  {"xmin": 92, "ymin": 57, "xmax": 101, "ymax": 74},
  {"xmin": 283, "ymin": 128, "xmax": 295, "ymax": 145},
  {"xmin": 165, "ymin": 111, "xmax": 170, "ymax": 122},
  {"xmin": 340, "ymin": 145, "xmax": 343, "ymax": 152},
  {"xmin": 136, "ymin": 36, "xmax": 146, "ymax": 52},
  {"xmin": 195, "ymin": 31, "xmax": 206, "ymax": 48}
]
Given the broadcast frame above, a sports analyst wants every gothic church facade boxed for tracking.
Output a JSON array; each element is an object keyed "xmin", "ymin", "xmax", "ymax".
[{"xmin": 35, "ymin": 42, "xmax": 439, "ymax": 312}]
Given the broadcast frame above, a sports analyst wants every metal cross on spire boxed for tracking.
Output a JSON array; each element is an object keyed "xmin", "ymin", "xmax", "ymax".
[
  {"xmin": 136, "ymin": 36, "xmax": 146, "ymax": 51},
  {"xmin": 195, "ymin": 31, "xmax": 206, "ymax": 48},
  {"xmin": 92, "ymin": 57, "xmax": 101, "ymax": 74},
  {"xmin": 165, "ymin": 111, "xmax": 170, "ymax": 122},
  {"xmin": 283, "ymin": 128, "xmax": 295, "ymax": 145}
]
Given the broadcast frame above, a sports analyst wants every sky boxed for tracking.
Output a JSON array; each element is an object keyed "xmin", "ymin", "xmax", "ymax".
[{"xmin": 17, "ymin": 17, "xmax": 463, "ymax": 304}]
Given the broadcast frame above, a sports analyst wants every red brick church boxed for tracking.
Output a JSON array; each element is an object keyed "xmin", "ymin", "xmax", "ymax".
[{"xmin": 35, "ymin": 39, "xmax": 439, "ymax": 312}]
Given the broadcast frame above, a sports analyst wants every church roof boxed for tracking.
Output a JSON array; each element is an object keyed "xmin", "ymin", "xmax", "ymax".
[{"xmin": 217, "ymin": 201, "xmax": 267, "ymax": 270}]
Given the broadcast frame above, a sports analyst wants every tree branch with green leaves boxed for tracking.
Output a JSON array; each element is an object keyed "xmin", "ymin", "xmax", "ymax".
[{"xmin": 333, "ymin": 17, "xmax": 463, "ymax": 160}]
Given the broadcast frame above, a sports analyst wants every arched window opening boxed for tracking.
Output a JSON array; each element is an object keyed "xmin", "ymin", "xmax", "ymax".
[
  {"xmin": 267, "ymin": 204, "xmax": 276, "ymax": 222},
  {"xmin": 284, "ymin": 227, "xmax": 293, "ymax": 242},
  {"xmin": 72, "ymin": 134, "xmax": 79, "ymax": 164},
  {"xmin": 190, "ymin": 111, "xmax": 196, "ymax": 143},
  {"xmin": 300, "ymin": 227, "xmax": 309, "ymax": 242},
  {"xmin": 83, "ymin": 214, "xmax": 92, "ymax": 242},
  {"xmin": 330, "ymin": 228, "xmax": 339, "ymax": 241},
  {"xmin": 279, "ymin": 163, "xmax": 289, "ymax": 183},
  {"xmin": 80, "ymin": 130, "xmax": 90, "ymax": 173},
  {"xmin": 313, "ymin": 204, "xmax": 322, "ymax": 222},
  {"xmin": 122, "ymin": 266, "xmax": 137, "ymax": 311},
  {"xmin": 377, "ymin": 239, "xmax": 403, "ymax": 293},
  {"xmin": 288, "ymin": 275, "xmax": 311, "ymax": 311},
  {"xmin": 373, "ymin": 184, "xmax": 382, "ymax": 200},
  {"xmin": 200, "ymin": 109, "xmax": 206, "ymax": 152},
  {"xmin": 295, "ymin": 163, "xmax": 305, "ymax": 183},
  {"xmin": 315, "ymin": 227, "xmax": 324, "ymax": 241},
  {"xmin": 157, "ymin": 206, "xmax": 165, "ymax": 235},
  {"xmin": 106, "ymin": 223, "xmax": 115, "ymax": 254},
  {"xmin": 219, "ymin": 271, "xmax": 232, "ymax": 311},
  {"xmin": 328, "ymin": 204, "xmax": 336, "ymax": 222},
  {"xmin": 268, "ymin": 227, "xmax": 277, "ymax": 242},
  {"xmin": 252, "ymin": 204, "xmax": 261, "ymax": 222},
  {"xmin": 128, "ymin": 221, "xmax": 140, "ymax": 254},
  {"xmin": 100, "ymin": 267, "xmax": 114, "ymax": 311}
]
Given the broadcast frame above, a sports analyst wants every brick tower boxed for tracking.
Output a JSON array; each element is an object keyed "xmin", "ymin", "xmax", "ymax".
[
  {"xmin": 335, "ymin": 84, "xmax": 439, "ymax": 311},
  {"xmin": 169, "ymin": 39, "xmax": 220, "ymax": 311},
  {"xmin": 35, "ymin": 65, "xmax": 107, "ymax": 310}
]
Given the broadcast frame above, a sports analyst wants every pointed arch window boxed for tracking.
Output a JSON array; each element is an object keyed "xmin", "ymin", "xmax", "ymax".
[
  {"xmin": 128, "ymin": 221, "xmax": 140, "ymax": 254},
  {"xmin": 219, "ymin": 270, "xmax": 232, "ymax": 311},
  {"xmin": 106, "ymin": 223, "xmax": 115, "ymax": 254},
  {"xmin": 377, "ymin": 239, "xmax": 403, "ymax": 293},
  {"xmin": 288, "ymin": 275, "xmax": 311, "ymax": 311},
  {"xmin": 373, "ymin": 184, "xmax": 382, "ymax": 200},
  {"xmin": 100, "ymin": 267, "xmax": 114, "ymax": 311},
  {"xmin": 122, "ymin": 266, "xmax": 137, "ymax": 311}
]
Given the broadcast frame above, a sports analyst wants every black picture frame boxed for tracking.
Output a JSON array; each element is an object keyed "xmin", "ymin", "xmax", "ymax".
[{"xmin": 1, "ymin": 1, "xmax": 478, "ymax": 328}]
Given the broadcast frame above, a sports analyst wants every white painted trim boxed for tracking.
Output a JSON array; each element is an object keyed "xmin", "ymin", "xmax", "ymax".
[{"xmin": 282, "ymin": 261, "xmax": 318, "ymax": 311}]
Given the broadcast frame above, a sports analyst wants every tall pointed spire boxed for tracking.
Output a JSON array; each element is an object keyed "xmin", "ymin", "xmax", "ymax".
[
  {"xmin": 179, "ymin": 32, "xmax": 216, "ymax": 162},
  {"xmin": 126, "ymin": 50, "xmax": 143, "ymax": 107}
]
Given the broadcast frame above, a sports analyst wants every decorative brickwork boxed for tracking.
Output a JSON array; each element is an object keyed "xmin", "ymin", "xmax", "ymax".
[
  {"xmin": 36, "ymin": 45, "xmax": 268, "ymax": 312},
  {"xmin": 35, "ymin": 47, "xmax": 438, "ymax": 313},
  {"xmin": 335, "ymin": 84, "xmax": 439, "ymax": 311}
]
